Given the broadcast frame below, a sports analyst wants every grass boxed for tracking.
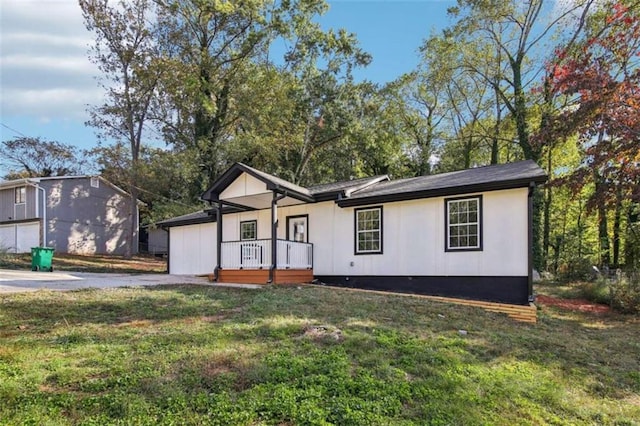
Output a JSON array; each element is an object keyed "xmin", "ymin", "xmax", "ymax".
[
  {"xmin": 1, "ymin": 284, "xmax": 639, "ymax": 425},
  {"xmin": 537, "ymin": 276, "xmax": 640, "ymax": 314},
  {"xmin": 0, "ymin": 252, "xmax": 167, "ymax": 274}
]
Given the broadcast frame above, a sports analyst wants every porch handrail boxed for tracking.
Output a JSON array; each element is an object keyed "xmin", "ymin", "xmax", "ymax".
[
  {"xmin": 220, "ymin": 239, "xmax": 312, "ymax": 269},
  {"xmin": 221, "ymin": 239, "xmax": 271, "ymax": 269},
  {"xmin": 277, "ymin": 239, "xmax": 313, "ymax": 269}
]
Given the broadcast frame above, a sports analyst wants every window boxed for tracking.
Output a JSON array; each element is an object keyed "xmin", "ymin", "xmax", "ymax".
[
  {"xmin": 15, "ymin": 187, "xmax": 26, "ymax": 204},
  {"xmin": 286, "ymin": 215, "xmax": 308, "ymax": 243},
  {"xmin": 445, "ymin": 196, "xmax": 482, "ymax": 251},
  {"xmin": 240, "ymin": 220, "xmax": 257, "ymax": 240},
  {"xmin": 355, "ymin": 206, "xmax": 383, "ymax": 254}
]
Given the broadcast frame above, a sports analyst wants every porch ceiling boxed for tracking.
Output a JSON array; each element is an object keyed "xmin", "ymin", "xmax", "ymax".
[{"xmin": 221, "ymin": 192, "xmax": 308, "ymax": 209}]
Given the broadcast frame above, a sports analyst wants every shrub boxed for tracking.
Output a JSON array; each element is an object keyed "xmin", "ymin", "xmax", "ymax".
[
  {"xmin": 609, "ymin": 271, "xmax": 640, "ymax": 314},
  {"xmin": 0, "ymin": 244, "xmax": 13, "ymax": 266},
  {"xmin": 581, "ymin": 279, "xmax": 611, "ymax": 305},
  {"xmin": 557, "ymin": 258, "xmax": 595, "ymax": 282}
]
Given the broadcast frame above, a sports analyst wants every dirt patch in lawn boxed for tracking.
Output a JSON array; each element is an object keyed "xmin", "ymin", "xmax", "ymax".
[{"xmin": 536, "ymin": 294, "xmax": 611, "ymax": 314}]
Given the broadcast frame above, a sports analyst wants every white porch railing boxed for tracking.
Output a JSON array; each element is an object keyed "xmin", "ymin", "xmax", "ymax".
[
  {"xmin": 221, "ymin": 240, "xmax": 271, "ymax": 269},
  {"xmin": 277, "ymin": 239, "xmax": 313, "ymax": 269},
  {"xmin": 220, "ymin": 239, "xmax": 312, "ymax": 269}
]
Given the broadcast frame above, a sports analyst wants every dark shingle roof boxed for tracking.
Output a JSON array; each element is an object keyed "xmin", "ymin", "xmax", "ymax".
[
  {"xmin": 338, "ymin": 160, "xmax": 547, "ymax": 207},
  {"xmin": 309, "ymin": 175, "xmax": 389, "ymax": 199},
  {"xmin": 199, "ymin": 160, "xmax": 546, "ymax": 210},
  {"xmin": 156, "ymin": 210, "xmax": 216, "ymax": 227}
]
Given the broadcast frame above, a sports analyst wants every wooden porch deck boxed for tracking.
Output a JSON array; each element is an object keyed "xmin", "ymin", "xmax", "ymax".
[{"xmin": 217, "ymin": 268, "xmax": 314, "ymax": 285}]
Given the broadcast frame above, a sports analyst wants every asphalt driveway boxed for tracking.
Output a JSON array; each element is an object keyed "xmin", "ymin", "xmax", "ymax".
[{"xmin": 0, "ymin": 269, "xmax": 212, "ymax": 293}]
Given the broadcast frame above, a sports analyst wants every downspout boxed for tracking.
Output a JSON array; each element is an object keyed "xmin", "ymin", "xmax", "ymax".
[
  {"xmin": 269, "ymin": 191, "xmax": 287, "ymax": 284},
  {"xmin": 528, "ymin": 182, "xmax": 534, "ymax": 303},
  {"xmin": 215, "ymin": 200, "xmax": 223, "ymax": 281},
  {"xmin": 34, "ymin": 183, "xmax": 47, "ymax": 247}
]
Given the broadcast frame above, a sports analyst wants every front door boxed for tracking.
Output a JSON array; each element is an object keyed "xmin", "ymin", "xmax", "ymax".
[
  {"xmin": 286, "ymin": 215, "xmax": 308, "ymax": 243},
  {"xmin": 240, "ymin": 220, "xmax": 260, "ymax": 266}
]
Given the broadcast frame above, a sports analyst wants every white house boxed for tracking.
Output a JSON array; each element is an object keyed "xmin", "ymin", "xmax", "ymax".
[{"xmin": 160, "ymin": 160, "xmax": 547, "ymax": 305}]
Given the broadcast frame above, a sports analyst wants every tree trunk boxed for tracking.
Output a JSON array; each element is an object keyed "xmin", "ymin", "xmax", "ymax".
[
  {"xmin": 624, "ymin": 203, "xmax": 640, "ymax": 269},
  {"xmin": 511, "ymin": 58, "xmax": 536, "ymax": 162},
  {"xmin": 612, "ymin": 184, "xmax": 622, "ymax": 268},
  {"xmin": 542, "ymin": 148, "xmax": 552, "ymax": 270},
  {"xmin": 594, "ymin": 172, "xmax": 610, "ymax": 268},
  {"xmin": 490, "ymin": 84, "xmax": 501, "ymax": 164},
  {"xmin": 577, "ymin": 198, "xmax": 584, "ymax": 259},
  {"xmin": 126, "ymin": 184, "xmax": 138, "ymax": 259}
]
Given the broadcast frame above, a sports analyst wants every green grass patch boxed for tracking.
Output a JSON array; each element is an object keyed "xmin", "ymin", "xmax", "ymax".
[
  {"xmin": 1, "ymin": 285, "xmax": 639, "ymax": 425},
  {"xmin": 0, "ymin": 252, "xmax": 166, "ymax": 273}
]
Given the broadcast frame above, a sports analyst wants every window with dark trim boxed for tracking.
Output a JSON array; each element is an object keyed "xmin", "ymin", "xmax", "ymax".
[
  {"xmin": 15, "ymin": 187, "xmax": 26, "ymax": 204},
  {"xmin": 445, "ymin": 196, "xmax": 482, "ymax": 251},
  {"xmin": 240, "ymin": 220, "xmax": 257, "ymax": 240},
  {"xmin": 355, "ymin": 206, "xmax": 383, "ymax": 254}
]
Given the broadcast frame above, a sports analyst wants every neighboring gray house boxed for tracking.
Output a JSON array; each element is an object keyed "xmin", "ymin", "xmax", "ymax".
[{"xmin": 0, "ymin": 176, "xmax": 138, "ymax": 255}]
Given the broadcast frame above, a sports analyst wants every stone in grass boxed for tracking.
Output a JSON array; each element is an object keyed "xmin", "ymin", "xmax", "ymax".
[
  {"xmin": 303, "ymin": 325, "xmax": 343, "ymax": 341},
  {"xmin": 458, "ymin": 329, "xmax": 468, "ymax": 336}
]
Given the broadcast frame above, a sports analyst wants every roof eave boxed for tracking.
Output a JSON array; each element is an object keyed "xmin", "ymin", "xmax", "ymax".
[
  {"xmin": 337, "ymin": 176, "xmax": 547, "ymax": 208},
  {"xmin": 0, "ymin": 178, "xmax": 39, "ymax": 189},
  {"xmin": 159, "ymin": 216, "xmax": 217, "ymax": 228},
  {"xmin": 266, "ymin": 183, "xmax": 315, "ymax": 203}
]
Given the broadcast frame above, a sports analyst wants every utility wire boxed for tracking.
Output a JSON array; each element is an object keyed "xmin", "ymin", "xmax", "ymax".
[{"xmin": 1, "ymin": 122, "xmax": 27, "ymax": 138}]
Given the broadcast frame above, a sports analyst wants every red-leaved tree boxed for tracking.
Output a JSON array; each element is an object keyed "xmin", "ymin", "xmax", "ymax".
[{"xmin": 542, "ymin": 2, "xmax": 640, "ymax": 267}]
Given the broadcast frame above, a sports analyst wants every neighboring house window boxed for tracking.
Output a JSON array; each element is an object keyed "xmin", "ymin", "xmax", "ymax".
[
  {"xmin": 15, "ymin": 187, "xmax": 26, "ymax": 204},
  {"xmin": 240, "ymin": 220, "xmax": 257, "ymax": 240},
  {"xmin": 445, "ymin": 196, "xmax": 482, "ymax": 251},
  {"xmin": 91, "ymin": 177, "xmax": 100, "ymax": 188},
  {"xmin": 355, "ymin": 206, "xmax": 383, "ymax": 254}
]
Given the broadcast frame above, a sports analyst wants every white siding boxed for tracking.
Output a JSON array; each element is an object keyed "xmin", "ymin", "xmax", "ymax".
[
  {"xmin": 222, "ymin": 210, "xmax": 271, "ymax": 241},
  {"xmin": 239, "ymin": 188, "xmax": 527, "ymax": 277},
  {"xmin": 169, "ymin": 187, "xmax": 529, "ymax": 278},
  {"xmin": 220, "ymin": 173, "xmax": 268, "ymax": 199},
  {"xmin": 298, "ymin": 189, "xmax": 528, "ymax": 277},
  {"xmin": 169, "ymin": 223, "xmax": 217, "ymax": 275}
]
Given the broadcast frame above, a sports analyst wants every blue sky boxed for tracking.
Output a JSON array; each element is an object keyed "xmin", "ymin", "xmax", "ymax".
[{"xmin": 0, "ymin": 0, "xmax": 455, "ymax": 176}]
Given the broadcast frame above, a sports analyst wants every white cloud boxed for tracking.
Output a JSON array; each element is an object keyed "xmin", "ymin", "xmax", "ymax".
[
  {"xmin": 3, "ymin": 32, "xmax": 90, "ymax": 50},
  {"xmin": 3, "ymin": 54, "xmax": 96, "ymax": 74},
  {"xmin": 2, "ymin": 87, "xmax": 104, "ymax": 120},
  {"xmin": 0, "ymin": 0, "xmax": 102, "ymax": 120}
]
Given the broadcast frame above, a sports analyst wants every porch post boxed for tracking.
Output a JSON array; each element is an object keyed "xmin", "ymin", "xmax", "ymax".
[
  {"xmin": 269, "ymin": 192, "xmax": 278, "ymax": 283},
  {"xmin": 215, "ymin": 200, "xmax": 223, "ymax": 281}
]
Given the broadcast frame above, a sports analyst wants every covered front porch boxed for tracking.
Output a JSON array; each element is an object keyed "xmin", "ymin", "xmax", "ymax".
[{"xmin": 202, "ymin": 163, "xmax": 316, "ymax": 285}]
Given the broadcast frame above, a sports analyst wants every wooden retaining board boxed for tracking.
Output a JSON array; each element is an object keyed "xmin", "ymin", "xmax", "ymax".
[{"xmin": 308, "ymin": 285, "xmax": 537, "ymax": 323}]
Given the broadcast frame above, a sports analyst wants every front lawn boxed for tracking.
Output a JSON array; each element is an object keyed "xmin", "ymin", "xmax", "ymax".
[
  {"xmin": 0, "ymin": 252, "xmax": 167, "ymax": 273},
  {"xmin": 1, "ymin": 285, "xmax": 638, "ymax": 425}
]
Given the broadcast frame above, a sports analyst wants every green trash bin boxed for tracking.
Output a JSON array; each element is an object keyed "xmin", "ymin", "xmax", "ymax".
[{"xmin": 31, "ymin": 247, "xmax": 54, "ymax": 272}]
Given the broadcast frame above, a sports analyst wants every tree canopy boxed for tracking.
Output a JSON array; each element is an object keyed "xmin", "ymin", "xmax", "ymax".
[{"xmin": 4, "ymin": 0, "xmax": 636, "ymax": 271}]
